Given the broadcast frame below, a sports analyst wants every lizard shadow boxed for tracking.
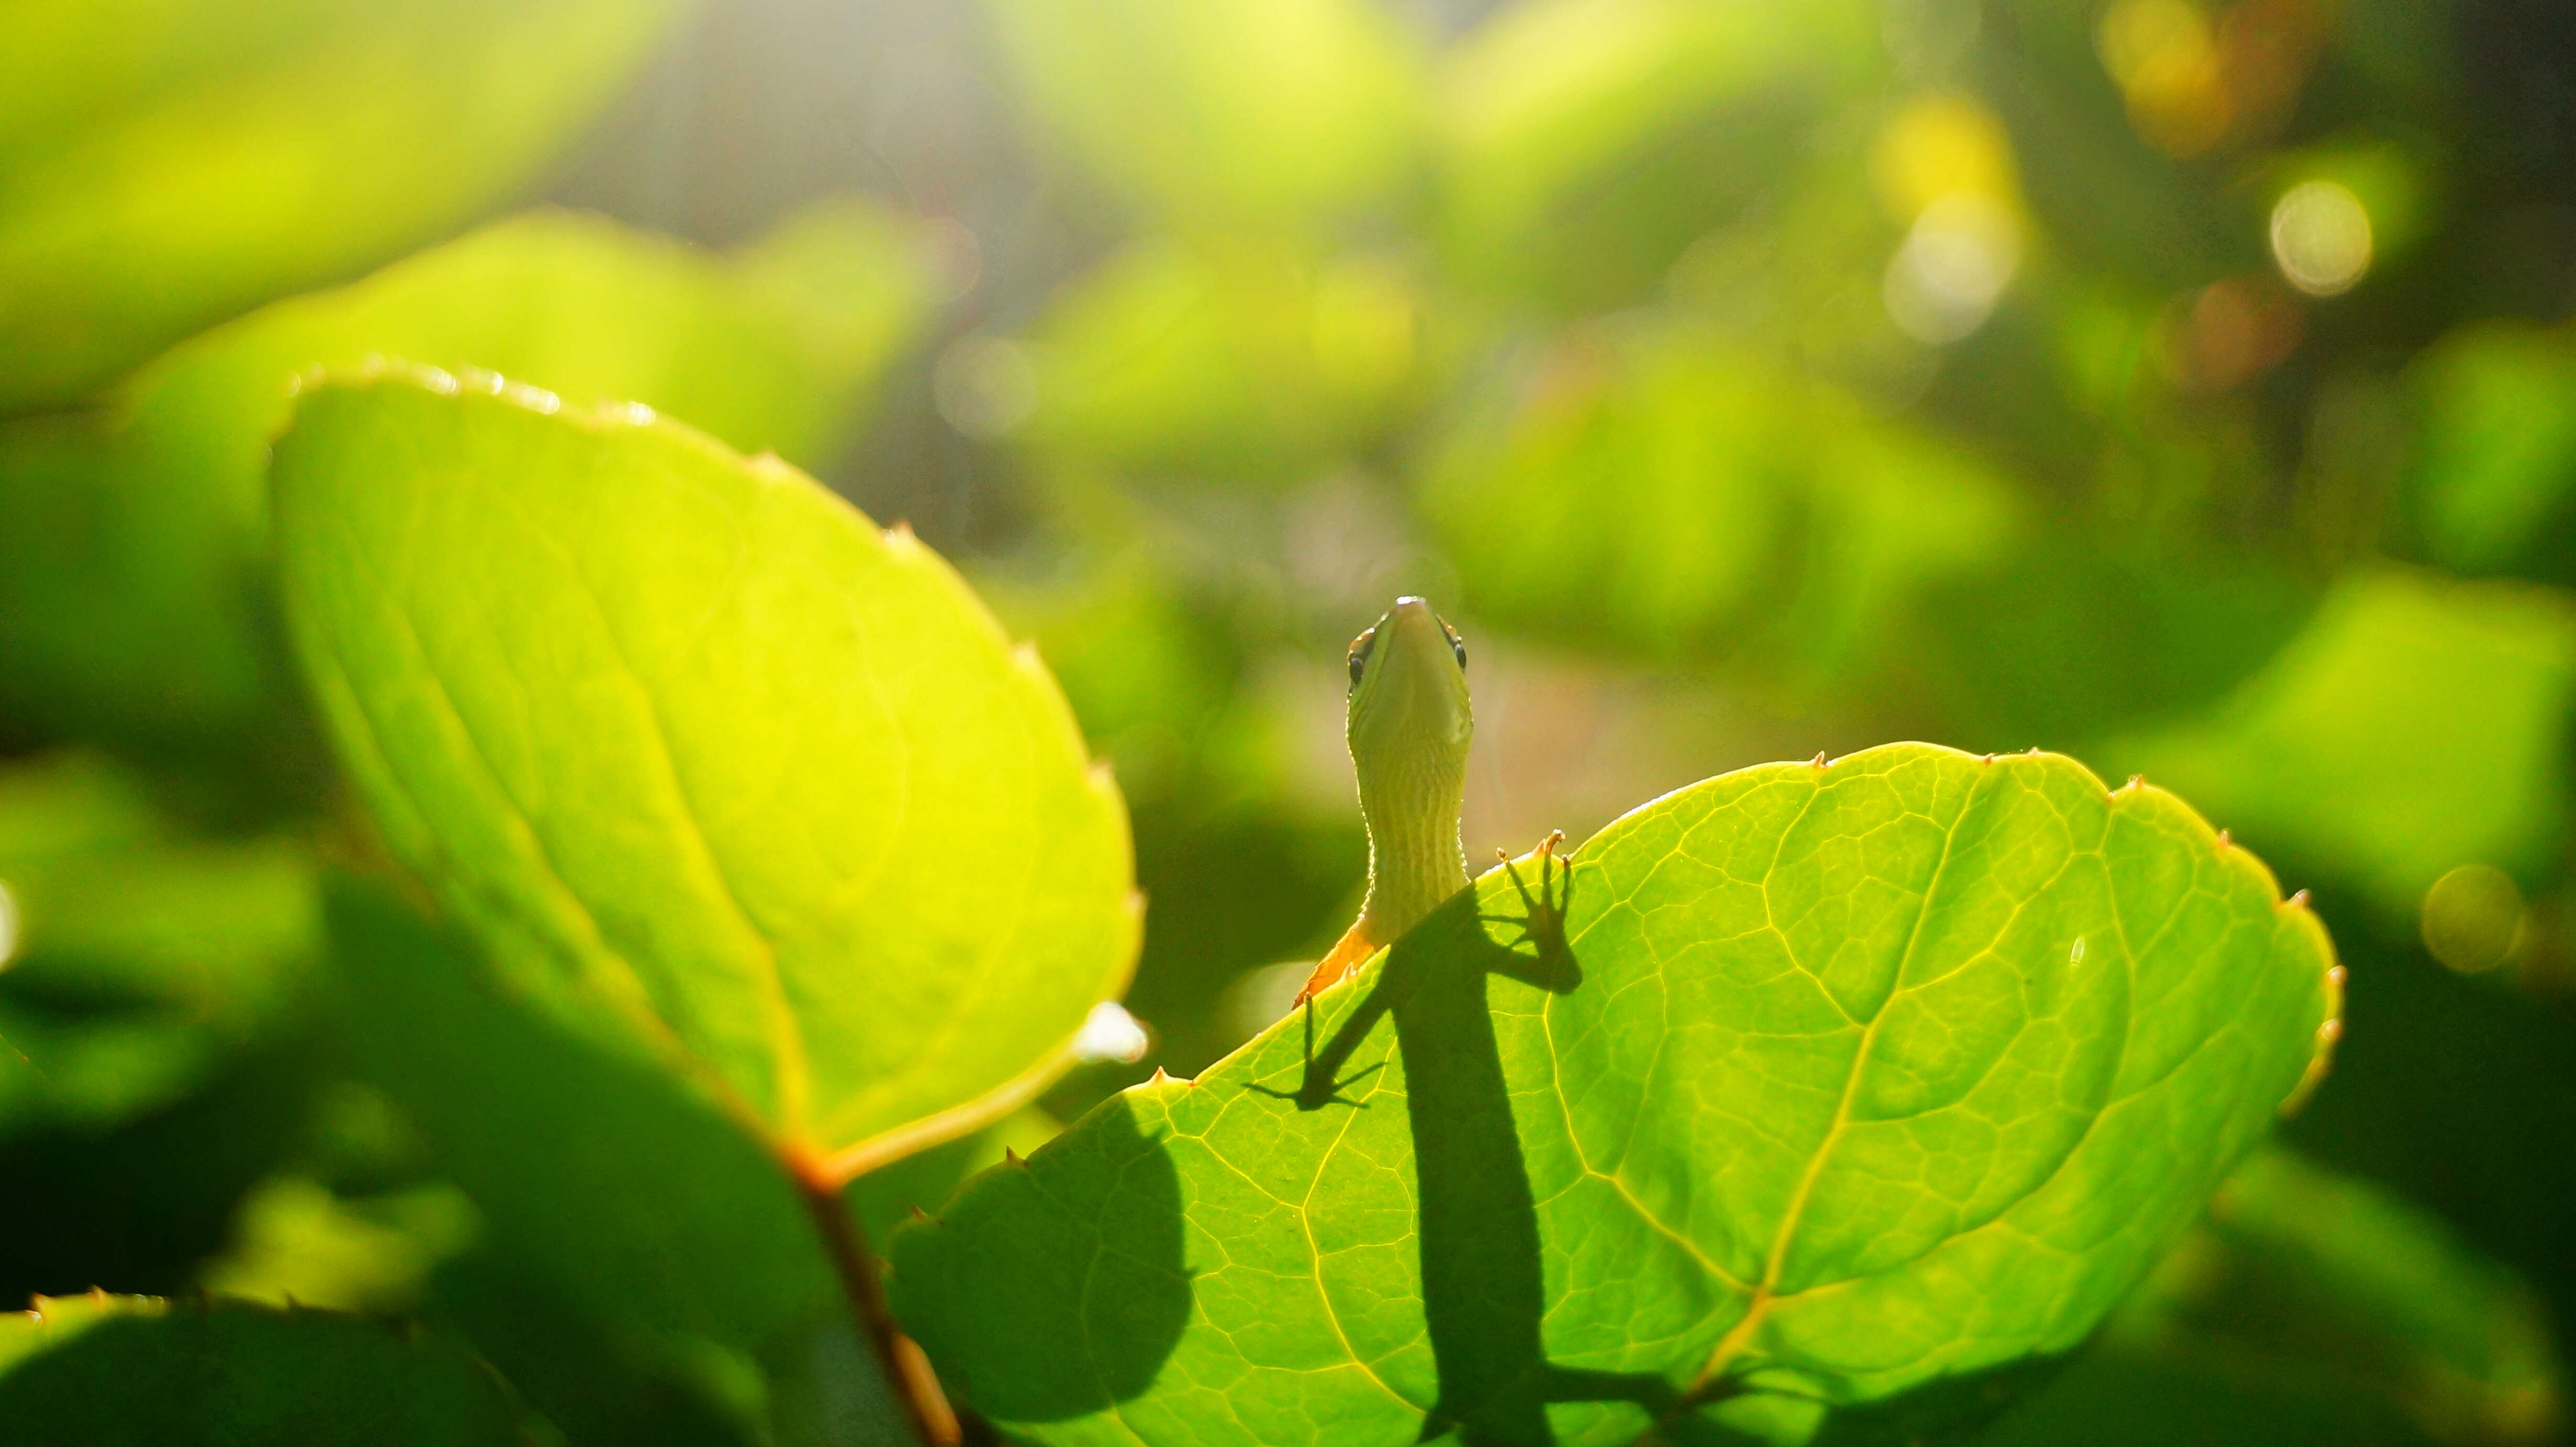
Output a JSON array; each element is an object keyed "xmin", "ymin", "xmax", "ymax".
[{"xmin": 1252, "ymin": 858, "xmax": 1683, "ymax": 1445}]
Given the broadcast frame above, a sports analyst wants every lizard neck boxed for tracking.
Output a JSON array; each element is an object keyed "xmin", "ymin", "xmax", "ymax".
[{"xmin": 1354, "ymin": 739, "xmax": 1470, "ymax": 945}]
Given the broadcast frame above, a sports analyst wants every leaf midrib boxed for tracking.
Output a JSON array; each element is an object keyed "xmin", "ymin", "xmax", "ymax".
[{"xmin": 1690, "ymin": 762, "xmax": 1993, "ymax": 1391}]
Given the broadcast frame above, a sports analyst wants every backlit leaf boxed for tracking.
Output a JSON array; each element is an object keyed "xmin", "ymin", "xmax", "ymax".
[
  {"xmin": 891, "ymin": 743, "xmax": 2338, "ymax": 1446},
  {"xmin": 272, "ymin": 373, "xmax": 1139, "ymax": 1176}
]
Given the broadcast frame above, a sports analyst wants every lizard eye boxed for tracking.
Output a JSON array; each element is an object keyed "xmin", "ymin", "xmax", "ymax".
[
  {"xmin": 1347, "ymin": 627, "xmax": 1377, "ymax": 692},
  {"xmin": 1442, "ymin": 620, "xmax": 1467, "ymax": 671}
]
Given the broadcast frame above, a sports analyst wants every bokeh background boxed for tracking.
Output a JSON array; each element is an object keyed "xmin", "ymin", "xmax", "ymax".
[{"xmin": 4, "ymin": 0, "xmax": 2574, "ymax": 1442}]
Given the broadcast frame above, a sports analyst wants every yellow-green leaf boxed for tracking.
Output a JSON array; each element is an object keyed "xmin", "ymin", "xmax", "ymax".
[{"xmin": 272, "ymin": 371, "xmax": 1138, "ymax": 1177}]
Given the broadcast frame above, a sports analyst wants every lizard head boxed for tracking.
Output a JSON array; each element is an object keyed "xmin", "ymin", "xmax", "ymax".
[{"xmin": 1346, "ymin": 596, "xmax": 1472, "ymax": 772}]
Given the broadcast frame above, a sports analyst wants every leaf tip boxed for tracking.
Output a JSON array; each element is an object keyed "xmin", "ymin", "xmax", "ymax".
[
  {"xmin": 2216, "ymin": 828, "xmax": 2234, "ymax": 850},
  {"xmin": 884, "ymin": 519, "xmax": 917, "ymax": 549},
  {"xmin": 908, "ymin": 1204, "xmax": 938, "ymax": 1225},
  {"xmin": 2281, "ymin": 888, "xmax": 2311, "ymax": 910},
  {"xmin": 1810, "ymin": 751, "xmax": 1828, "ymax": 768},
  {"xmin": 1149, "ymin": 1065, "xmax": 1171, "ymax": 1086},
  {"xmin": 1004, "ymin": 1147, "xmax": 1026, "ymax": 1168}
]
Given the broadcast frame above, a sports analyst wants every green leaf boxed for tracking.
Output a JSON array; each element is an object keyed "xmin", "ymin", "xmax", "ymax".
[
  {"xmin": 273, "ymin": 373, "xmax": 1139, "ymax": 1174},
  {"xmin": 980, "ymin": 0, "xmax": 1422, "ymax": 230},
  {"xmin": 0, "ymin": 202, "xmax": 940, "ymax": 763},
  {"xmin": 0, "ymin": 1293, "xmax": 518, "ymax": 1445},
  {"xmin": 1433, "ymin": 0, "xmax": 1877, "ymax": 309},
  {"xmin": 890, "ymin": 743, "xmax": 2338, "ymax": 1446},
  {"xmin": 0, "ymin": 1290, "xmax": 165, "ymax": 1375},
  {"xmin": 0, "ymin": 0, "xmax": 684, "ymax": 409},
  {"xmin": 2108, "ymin": 567, "xmax": 2576, "ymax": 915}
]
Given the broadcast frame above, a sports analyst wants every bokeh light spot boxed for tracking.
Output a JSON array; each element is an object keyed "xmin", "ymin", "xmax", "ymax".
[
  {"xmin": 934, "ymin": 335, "xmax": 1039, "ymax": 439},
  {"xmin": 1884, "ymin": 192, "xmax": 2021, "ymax": 344},
  {"xmin": 2271, "ymin": 180, "xmax": 2374, "ymax": 296},
  {"xmin": 2097, "ymin": 0, "xmax": 2230, "ymax": 155},
  {"xmin": 2421, "ymin": 863, "xmax": 2525, "ymax": 975}
]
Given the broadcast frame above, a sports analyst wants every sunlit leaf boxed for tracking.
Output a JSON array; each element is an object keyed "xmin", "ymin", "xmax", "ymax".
[
  {"xmin": 0, "ymin": 0, "xmax": 685, "ymax": 409},
  {"xmin": 272, "ymin": 373, "xmax": 1139, "ymax": 1175},
  {"xmin": 2109, "ymin": 568, "xmax": 2576, "ymax": 915},
  {"xmin": 1434, "ymin": 0, "xmax": 1877, "ymax": 309},
  {"xmin": 0, "ymin": 202, "xmax": 941, "ymax": 763},
  {"xmin": 979, "ymin": 0, "xmax": 1422, "ymax": 230},
  {"xmin": 892, "ymin": 743, "xmax": 2338, "ymax": 1446},
  {"xmin": 0, "ymin": 1292, "xmax": 518, "ymax": 1444}
]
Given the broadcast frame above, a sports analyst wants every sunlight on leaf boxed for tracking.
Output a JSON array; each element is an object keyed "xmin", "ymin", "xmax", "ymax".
[
  {"xmin": 273, "ymin": 373, "xmax": 1140, "ymax": 1177},
  {"xmin": 892, "ymin": 743, "xmax": 2338, "ymax": 1445}
]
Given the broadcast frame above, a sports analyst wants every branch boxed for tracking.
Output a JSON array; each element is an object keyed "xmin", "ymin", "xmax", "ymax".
[{"xmin": 786, "ymin": 1152, "xmax": 960, "ymax": 1447}]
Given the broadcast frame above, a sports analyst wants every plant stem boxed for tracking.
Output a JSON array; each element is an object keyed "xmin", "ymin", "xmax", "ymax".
[{"xmin": 788, "ymin": 1158, "xmax": 960, "ymax": 1447}]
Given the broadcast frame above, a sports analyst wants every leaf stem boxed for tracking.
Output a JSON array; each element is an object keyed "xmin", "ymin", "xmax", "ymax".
[{"xmin": 787, "ymin": 1155, "xmax": 960, "ymax": 1447}]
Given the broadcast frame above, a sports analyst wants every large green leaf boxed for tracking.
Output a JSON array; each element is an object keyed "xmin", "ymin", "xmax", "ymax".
[
  {"xmin": 890, "ymin": 743, "xmax": 2338, "ymax": 1446},
  {"xmin": 0, "ymin": 0, "xmax": 684, "ymax": 409},
  {"xmin": 0, "ymin": 202, "xmax": 939, "ymax": 763},
  {"xmin": 0, "ymin": 1292, "xmax": 518, "ymax": 1444},
  {"xmin": 272, "ymin": 373, "xmax": 1139, "ymax": 1176}
]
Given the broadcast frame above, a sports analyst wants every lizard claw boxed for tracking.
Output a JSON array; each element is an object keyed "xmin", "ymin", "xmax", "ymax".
[{"xmin": 1498, "ymin": 830, "xmax": 1572, "ymax": 956}]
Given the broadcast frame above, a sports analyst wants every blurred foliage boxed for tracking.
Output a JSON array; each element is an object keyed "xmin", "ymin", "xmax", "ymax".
[
  {"xmin": 0, "ymin": 0, "xmax": 690, "ymax": 411},
  {"xmin": 0, "ymin": 1292, "xmax": 521, "ymax": 1444},
  {"xmin": 4, "ymin": 0, "xmax": 2576, "ymax": 1440},
  {"xmin": 0, "ymin": 202, "xmax": 940, "ymax": 783}
]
